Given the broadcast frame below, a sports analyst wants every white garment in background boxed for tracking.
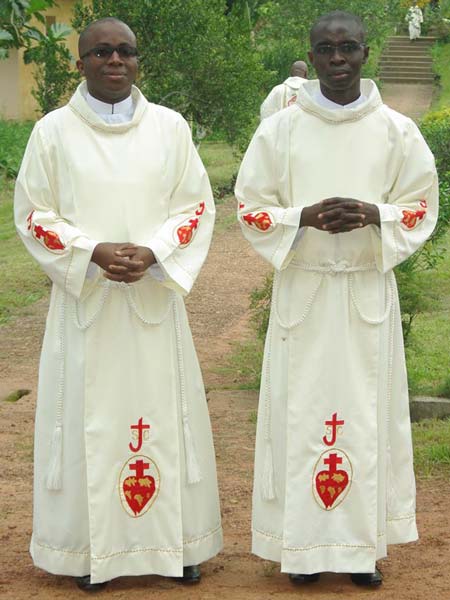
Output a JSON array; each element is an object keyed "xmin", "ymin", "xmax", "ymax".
[
  {"xmin": 406, "ymin": 6, "xmax": 424, "ymax": 40},
  {"xmin": 260, "ymin": 76, "xmax": 307, "ymax": 120}
]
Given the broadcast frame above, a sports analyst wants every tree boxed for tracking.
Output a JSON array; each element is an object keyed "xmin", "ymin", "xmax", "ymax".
[
  {"xmin": 0, "ymin": 1, "xmax": 79, "ymax": 115},
  {"xmin": 0, "ymin": 0, "xmax": 56, "ymax": 59},
  {"xmin": 24, "ymin": 23, "xmax": 80, "ymax": 115},
  {"xmin": 251, "ymin": 0, "xmax": 403, "ymax": 87},
  {"xmin": 72, "ymin": 0, "xmax": 269, "ymax": 149}
]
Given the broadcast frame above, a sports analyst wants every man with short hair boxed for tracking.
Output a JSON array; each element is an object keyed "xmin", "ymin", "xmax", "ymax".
[
  {"xmin": 15, "ymin": 17, "xmax": 222, "ymax": 592},
  {"xmin": 260, "ymin": 60, "xmax": 308, "ymax": 120},
  {"xmin": 237, "ymin": 10, "xmax": 437, "ymax": 587}
]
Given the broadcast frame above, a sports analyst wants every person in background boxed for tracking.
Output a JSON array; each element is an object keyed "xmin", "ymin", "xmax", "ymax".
[
  {"xmin": 406, "ymin": 4, "xmax": 424, "ymax": 41},
  {"xmin": 260, "ymin": 60, "xmax": 308, "ymax": 120}
]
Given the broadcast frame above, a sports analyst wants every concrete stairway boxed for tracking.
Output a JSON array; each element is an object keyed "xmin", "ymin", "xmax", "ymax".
[{"xmin": 379, "ymin": 35, "xmax": 436, "ymax": 83}]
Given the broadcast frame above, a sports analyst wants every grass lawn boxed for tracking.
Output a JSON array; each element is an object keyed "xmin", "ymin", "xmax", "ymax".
[
  {"xmin": 431, "ymin": 41, "xmax": 450, "ymax": 110},
  {"xmin": 0, "ymin": 178, "xmax": 49, "ymax": 324},
  {"xmin": 412, "ymin": 417, "xmax": 450, "ymax": 478},
  {"xmin": 198, "ymin": 140, "xmax": 240, "ymax": 190}
]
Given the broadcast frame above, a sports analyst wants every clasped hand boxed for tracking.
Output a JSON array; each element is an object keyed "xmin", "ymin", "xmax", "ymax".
[
  {"xmin": 91, "ymin": 243, "xmax": 156, "ymax": 284},
  {"xmin": 300, "ymin": 198, "xmax": 380, "ymax": 233}
]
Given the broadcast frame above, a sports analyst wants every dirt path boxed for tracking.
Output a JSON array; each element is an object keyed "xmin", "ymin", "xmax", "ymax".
[{"xmin": 1, "ymin": 83, "xmax": 449, "ymax": 599}]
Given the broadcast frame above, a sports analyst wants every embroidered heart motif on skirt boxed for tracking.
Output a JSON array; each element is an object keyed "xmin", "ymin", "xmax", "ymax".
[
  {"xmin": 315, "ymin": 469, "xmax": 349, "ymax": 509},
  {"xmin": 123, "ymin": 475, "xmax": 156, "ymax": 516}
]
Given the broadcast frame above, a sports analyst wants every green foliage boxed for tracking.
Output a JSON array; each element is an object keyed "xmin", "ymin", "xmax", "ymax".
[
  {"xmin": 0, "ymin": 181, "xmax": 49, "ymax": 324},
  {"xmin": 431, "ymin": 41, "xmax": 450, "ymax": 111},
  {"xmin": 421, "ymin": 108, "xmax": 450, "ymax": 174},
  {"xmin": 252, "ymin": 0, "xmax": 402, "ymax": 86},
  {"xmin": 72, "ymin": 0, "xmax": 268, "ymax": 150},
  {"xmin": 23, "ymin": 23, "xmax": 80, "ymax": 115},
  {"xmin": 0, "ymin": 120, "xmax": 34, "ymax": 180},
  {"xmin": 0, "ymin": 0, "xmax": 56, "ymax": 58},
  {"xmin": 0, "ymin": 1, "xmax": 78, "ymax": 116}
]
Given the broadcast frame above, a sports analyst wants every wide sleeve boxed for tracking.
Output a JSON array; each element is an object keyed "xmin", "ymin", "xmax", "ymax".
[
  {"xmin": 144, "ymin": 117, "xmax": 215, "ymax": 296},
  {"xmin": 235, "ymin": 119, "xmax": 302, "ymax": 270},
  {"xmin": 371, "ymin": 119, "xmax": 439, "ymax": 273},
  {"xmin": 14, "ymin": 122, "xmax": 97, "ymax": 299}
]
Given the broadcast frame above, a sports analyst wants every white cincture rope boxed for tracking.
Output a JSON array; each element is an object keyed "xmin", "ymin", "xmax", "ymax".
[
  {"xmin": 262, "ymin": 262, "xmax": 389, "ymax": 502},
  {"xmin": 125, "ymin": 284, "xmax": 175, "ymax": 325},
  {"xmin": 73, "ymin": 280, "xmax": 111, "ymax": 330},
  {"xmin": 172, "ymin": 301, "xmax": 202, "ymax": 485},
  {"xmin": 261, "ymin": 307, "xmax": 276, "ymax": 501},
  {"xmin": 349, "ymin": 269, "xmax": 393, "ymax": 325},
  {"xmin": 46, "ymin": 289, "xmax": 66, "ymax": 490},
  {"xmin": 48, "ymin": 279, "xmax": 175, "ymax": 492}
]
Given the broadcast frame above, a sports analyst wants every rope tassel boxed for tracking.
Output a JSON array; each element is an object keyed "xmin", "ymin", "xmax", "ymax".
[
  {"xmin": 183, "ymin": 417, "xmax": 202, "ymax": 485},
  {"xmin": 46, "ymin": 425, "xmax": 63, "ymax": 490},
  {"xmin": 261, "ymin": 442, "xmax": 276, "ymax": 500}
]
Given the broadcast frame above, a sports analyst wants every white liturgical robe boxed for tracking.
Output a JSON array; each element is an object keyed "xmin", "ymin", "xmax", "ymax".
[
  {"xmin": 260, "ymin": 76, "xmax": 308, "ymax": 120},
  {"xmin": 236, "ymin": 79, "xmax": 438, "ymax": 574},
  {"xmin": 14, "ymin": 82, "xmax": 222, "ymax": 583}
]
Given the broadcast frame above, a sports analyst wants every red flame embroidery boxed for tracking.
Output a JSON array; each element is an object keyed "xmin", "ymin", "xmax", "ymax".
[
  {"xmin": 176, "ymin": 202, "xmax": 206, "ymax": 247},
  {"xmin": 401, "ymin": 199, "xmax": 427, "ymax": 230},
  {"xmin": 27, "ymin": 211, "xmax": 65, "ymax": 250},
  {"xmin": 242, "ymin": 211, "xmax": 273, "ymax": 232}
]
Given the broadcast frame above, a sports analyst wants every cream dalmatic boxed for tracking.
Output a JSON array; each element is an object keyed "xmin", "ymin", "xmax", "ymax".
[
  {"xmin": 236, "ymin": 79, "xmax": 438, "ymax": 574},
  {"xmin": 15, "ymin": 82, "xmax": 222, "ymax": 584}
]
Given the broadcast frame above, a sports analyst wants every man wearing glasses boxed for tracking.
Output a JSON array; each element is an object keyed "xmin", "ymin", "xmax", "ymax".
[
  {"xmin": 236, "ymin": 11, "xmax": 437, "ymax": 587},
  {"xmin": 15, "ymin": 17, "xmax": 222, "ymax": 592}
]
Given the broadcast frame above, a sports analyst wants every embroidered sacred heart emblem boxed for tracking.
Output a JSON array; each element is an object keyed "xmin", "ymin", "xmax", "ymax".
[
  {"xmin": 119, "ymin": 455, "xmax": 160, "ymax": 518},
  {"xmin": 123, "ymin": 474, "xmax": 156, "ymax": 516},
  {"xmin": 315, "ymin": 468, "xmax": 349, "ymax": 509},
  {"xmin": 312, "ymin": 449, "xmax": 352, "ymax": 511}
]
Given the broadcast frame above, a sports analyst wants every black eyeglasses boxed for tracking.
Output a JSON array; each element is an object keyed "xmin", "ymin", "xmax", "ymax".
[
  {"xmin": 80, "ymin": 45, "xmax": 138, "ymax": 60},
  {"xmin": 313, "ymin": 42, "xmax": 365, "ymax": 56}
]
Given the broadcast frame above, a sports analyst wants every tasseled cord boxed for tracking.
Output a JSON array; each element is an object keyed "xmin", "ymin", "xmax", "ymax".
[
  {"xmin": 46, "ymin": 425, "xmax": 63, "ymax": 490},
  {"xmin": 261, "ymin": 294, "xmax": 276, "ymax": 501},
  {"xmin": 261, "ymin": 442, "xmax": 276, "ymax": 500},
  {"xmin": 183, "ymin": 416, "xmax": 202, "ymax": 485},
  {"xmin": 46, "ymin": 289, "xmax": 66, "ymax": 491}
]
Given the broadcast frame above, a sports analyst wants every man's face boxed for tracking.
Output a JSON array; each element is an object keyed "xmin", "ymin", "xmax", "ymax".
[
  {"xmin": 307, "ymin": 19, "xmax": 369, "ymax": 103},
  {"xmin": 76, "ymin": 21, "xmax": 138, "ymax": 104}
]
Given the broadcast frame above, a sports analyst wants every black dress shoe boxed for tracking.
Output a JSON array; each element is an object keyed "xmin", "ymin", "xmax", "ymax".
[
  {"xmin": 75, "ymin": 575, "xmax": 108, "ymax": 592},
  {"xmin": 351, "ymin": 567, "xmax": 383, "ymax": 587},
  {"xmin": 289, "ymin": 572, "xmax": 320, "ymax": 584},
  {"xmin": 174, "ymin": 564, "xmax": 201, "ymax": 584}
]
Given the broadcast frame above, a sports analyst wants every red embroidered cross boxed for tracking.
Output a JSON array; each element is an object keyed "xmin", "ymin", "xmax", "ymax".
[
  {"xmin": 129, "ymin": 459, "xmax": 150, "ymax": 478},
  {"xmin": 322, "ymin": 413, "xmax": 344, "ymax": 447},
  {"xmin": 323, "ymin": 452, "xmax": 342, "ymax": 473},
  {"xmin": 129, "ymin": 418, "xmax": 151, "ymax": 453},
  {"xmin": 195, "ymin": 202, "xmax": 205, "ymax": 216}
]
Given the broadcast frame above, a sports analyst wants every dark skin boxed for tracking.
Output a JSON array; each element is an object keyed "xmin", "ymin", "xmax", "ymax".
[
  {"xmin": 77, "ymin": 20, "xmax": 156, "ymax": 281},
  {"xmin": 300, "ymin": 18, "xmax": 380, "ymax": 232}
]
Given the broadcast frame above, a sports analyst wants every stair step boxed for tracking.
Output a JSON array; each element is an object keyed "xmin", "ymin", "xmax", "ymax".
[
  {"xmin": 383, "ymin": 48, "xmax": 431, "ymax": 58},
  {"xmin": 380, "ymin": 72, "xmax": 434, "ymax": 79},
  {"xmin": 386, "ymin": 36, "xmax": 436, "ymax": 43},
  {"xmin": 380, "ymin": 76, "xmax": 435, "ymax": 83},
  {"xmin": 381, "ymin": 56, "xmax": 432, "ymax": 62}
]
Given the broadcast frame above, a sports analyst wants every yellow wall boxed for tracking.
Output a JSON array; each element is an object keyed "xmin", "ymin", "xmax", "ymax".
[{"xmin": 0, "ymin": 0, "xmax": 79, "ymax": 120}]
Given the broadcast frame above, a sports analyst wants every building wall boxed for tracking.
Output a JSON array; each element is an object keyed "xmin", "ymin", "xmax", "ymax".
[
  {"xmin": 0, "ymin": 49, "xmax": 20, "ymax": 119},
  {"xmin": 0, "ymin": 0, "xmax": 80, "ymax": 121}
]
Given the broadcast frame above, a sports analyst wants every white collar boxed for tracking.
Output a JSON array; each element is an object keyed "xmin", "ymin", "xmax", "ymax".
[
  {"xmin": 314, "ymin": 87, "xmax": 366, "ymax": 110},
  {"xmin": 86, "ymin": 92, "xmax": 134, "ymax": 115}
]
